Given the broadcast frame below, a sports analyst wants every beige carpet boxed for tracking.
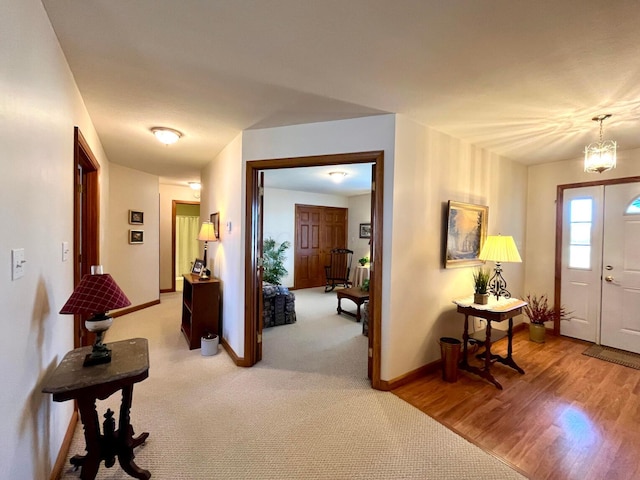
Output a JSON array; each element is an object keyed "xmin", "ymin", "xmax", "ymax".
[
  {"xmin": 60, "ymin": 287, "xmax": 524, "ymax": 479},
  {"xmin": 582, "ymin": 344, "xmax": 640, "ymax": 370}
]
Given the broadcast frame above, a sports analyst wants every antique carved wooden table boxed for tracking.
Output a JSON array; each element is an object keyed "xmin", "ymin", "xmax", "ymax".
[
  {"xmin": 453, "ymin": 297, "xmax": 527, "ymax": 390},
  {"xmin": 42, "ymin": 338, "xmax": 151, "ymax": 480}
]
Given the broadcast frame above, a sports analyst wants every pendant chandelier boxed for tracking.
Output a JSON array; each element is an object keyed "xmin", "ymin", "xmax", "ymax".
[{"xmin": 584, "ymin": 114, "xmax": 616, "ymax": 173}]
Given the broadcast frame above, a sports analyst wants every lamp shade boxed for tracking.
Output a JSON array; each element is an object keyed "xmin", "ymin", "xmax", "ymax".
[
  {"xmin": 478, "ymin": 235, "xmax": 522, "ymax": 263},
  {"xmin": 197, "ymin": 221, "xmax": 217, "ymax": 242},
  {"xmin": 60, "ymin": 273, "xmax": 131, "ymax": 315}
]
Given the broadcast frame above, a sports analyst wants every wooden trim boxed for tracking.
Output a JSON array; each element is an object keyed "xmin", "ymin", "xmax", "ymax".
[
  {"xmin": 381, "ymin": 323, "xmax": 527, "ymax": 390},
  {"xmin": 553, "ymin": 175, "xmax": 640, "ymax": 333},
  {"xmin": 73, "ymin": 127, "xmax": 100, "ymax": 349},
  {"xmin": 49, "ymin": 409, "xmax": 78, "ymax": 480},
  {"xmin": 111, "ymin": 299, "xmax": 160, "ymax": 318},
  {"xmin": 379, "ymin": 360, "xmax": 441, "ymax": 391},
  {"xmin": 245, "ymin": 151, "xmax": 385, "ymax": 389},
  {"xmin": 220, "ymin": 336, "xmax": 251, "ymax": 366},
  {"xmin": 159, "ymin": 288, "xmax": 174, "ymax": 294}
]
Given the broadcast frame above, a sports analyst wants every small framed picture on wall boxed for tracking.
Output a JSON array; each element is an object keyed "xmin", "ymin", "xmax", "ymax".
[
  {"xmin": 129, "ymin": 210, "xmax": 144, "ymax": 225},
  {"xmin": 129, "ymin": 230, "xmax": 144, "ymax": 244},
  {"xmin": 359, "ymin": 223, "xmax": 371, "ymax": 239}
]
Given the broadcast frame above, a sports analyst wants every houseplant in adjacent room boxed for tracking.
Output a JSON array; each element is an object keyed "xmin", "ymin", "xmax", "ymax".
[
  {"xmin": 523, "ymin": 293, "xmax": 570, "ymax": 343},
  {"xmin": 262, "ymin": 237, "xmax": 291, "ymax": 285},
  {"xmin": 472, "ymin": 268, "xmax": 490, "ymax": 305},
  {"xmin": 358, "ymin": 256, "xmax": 369, "ymax": 266}
]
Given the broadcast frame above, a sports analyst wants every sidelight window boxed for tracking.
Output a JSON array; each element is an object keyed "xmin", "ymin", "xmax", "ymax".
[{"xmin": 569, "ymin": 198, "xmax": 593, "ymax": 269}]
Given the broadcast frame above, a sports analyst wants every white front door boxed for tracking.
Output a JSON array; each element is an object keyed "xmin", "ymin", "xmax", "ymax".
[
  {"xmin": 600, "ymin": 183, "xmax": 640, "ymax": 354},
  {"xmin": 560, "ymin": 186, "xmax": 604, "ymax": 342}
]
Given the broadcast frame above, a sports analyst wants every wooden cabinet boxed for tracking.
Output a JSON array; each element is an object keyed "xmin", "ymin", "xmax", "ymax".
[{"xmin": 181, "ymin": 274, "xmax": 220, "ymax": 349}]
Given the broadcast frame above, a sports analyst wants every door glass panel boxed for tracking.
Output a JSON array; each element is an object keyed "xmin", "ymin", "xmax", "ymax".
[
  {"xmin": 569, "ymin": 245, "xmax": 591, "ymax": 269},
  {"xmin": 570, "ymin": 223, "xmax": 591, "ymax": 245},
  {"xmin": 569, "ymin": 198, "xmax": 593, "ymax": 269},
  {"xmin": 571, "ymin": 199, "xmax": 593, "ymax": 222},
  {"xmin": 626, "ymin": 197, "xmax": 640, "ymax": 214}
]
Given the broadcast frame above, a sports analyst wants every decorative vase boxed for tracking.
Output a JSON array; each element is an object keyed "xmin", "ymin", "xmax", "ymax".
[
  {"xmin": 529, "ymin": 323, "xmax": 546, "ymax": 343},
  {"xmin": 474, "ymin": 293, "xmax": 489, "ymax": 305}
]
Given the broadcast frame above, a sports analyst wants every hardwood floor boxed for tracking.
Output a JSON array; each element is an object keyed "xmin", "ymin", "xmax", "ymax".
[{"xmin": 392, "ymin": 329, "xmax": 640, "ymax": 480}]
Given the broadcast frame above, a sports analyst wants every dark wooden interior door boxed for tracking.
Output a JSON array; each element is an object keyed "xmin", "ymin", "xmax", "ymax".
[
  {"xmin": 294, "ymin": 205, "xmax": 347, "ymax": 289},
  {"xmin": 73, "ymin": 127, "xmax": 100, "ymax": 348}
]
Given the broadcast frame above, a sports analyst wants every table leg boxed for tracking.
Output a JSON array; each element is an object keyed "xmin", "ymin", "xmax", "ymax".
[
  {"xmin": 494, "ymin": 317, "xmax": 525, "ymax": 374},
  {"xmin": 117, "ymin": 385, "xmax": 151, "ymax": 480},
  {"xmin": 460, "ymin": 313, "xmax": 470, "ymax": 370},
  {"xmin": 74, "ymin": 397, "xmax": 102, "ymax": 480},
  {"xmin": 480, "ymin": 320, "xmax": 503, "ymax": 390},
  {"xmin": 337, "ymin": 296, "xmax": 343, "ymax": 315},
  {"xmin": 355, "ymin": 302, "xmax": 361, "ymax": 322}
]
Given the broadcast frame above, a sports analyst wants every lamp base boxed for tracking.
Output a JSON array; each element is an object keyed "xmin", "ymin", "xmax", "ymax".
[
  {"xmin": 83, "ymin": 315, "xmax": 113, "ymax": 367},
  {"xmin": 83, "ymin": 349, "xmax": 112, "ymax": 367}
]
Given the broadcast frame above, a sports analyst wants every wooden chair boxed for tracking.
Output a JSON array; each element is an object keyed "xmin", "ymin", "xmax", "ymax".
[{"xmin": 324, "ymin": 248, "xmax": 354, "ymax": 292}]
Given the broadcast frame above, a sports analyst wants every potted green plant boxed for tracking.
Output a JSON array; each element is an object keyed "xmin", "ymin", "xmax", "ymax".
[
  {"xmin": 358, "ymin": 256, "xmax": 369, "ymax": 266},
  {"xmin": 262, "ymin": 237, "xmax": 291, "ymax": 285},
  {"xmin": 472, "ymin": 268, "xmax": 490, "ymax": 305},
  {"xmin": 523, "ymin": 293, "xmax": 570, "ymax": 343}
]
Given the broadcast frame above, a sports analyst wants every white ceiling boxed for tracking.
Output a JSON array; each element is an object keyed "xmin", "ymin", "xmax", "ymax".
[
  {"xmin": 42, "ymin": 1, "xmax": 640, "ymax": 189},
  {"xmin": 264, "ymin": 164, "xmax": 373, "ymax": 197}
]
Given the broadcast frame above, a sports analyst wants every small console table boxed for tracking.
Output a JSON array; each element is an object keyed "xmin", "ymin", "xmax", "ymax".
[
  {"xmin": 42, "ymin": 338, "xmax": 151, "ymax": 480},
  {"xmin": 453, "ymin": 297, "xmax": 527, "ymax": 390}
]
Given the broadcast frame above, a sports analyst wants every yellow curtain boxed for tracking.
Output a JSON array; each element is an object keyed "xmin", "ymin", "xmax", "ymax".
[{"xmin": 176, "ymin": 215, "xmax": 200, "ymax": 277}]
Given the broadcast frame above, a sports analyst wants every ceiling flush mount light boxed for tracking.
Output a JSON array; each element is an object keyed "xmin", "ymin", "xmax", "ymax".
[
  {"xmin": 188, "ymin": 182, "xmax": 201, "ymax": 190},
  {"xmin": 151, "ymin": 127, "xmax": 182, "ymax": 145},
  {"xmin": 584, "ymin": 114, "xmax": 616, "ymax": 173},
  {"xmin": 329, "ymin": 171, "xmax": 347, "ymax": 183}
]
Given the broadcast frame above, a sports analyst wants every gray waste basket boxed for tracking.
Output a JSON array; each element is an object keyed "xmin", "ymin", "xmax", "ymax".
[
  {"xmin": 439, "ymin": 337, "xmax": 461, "ymax": 383},
  {"xmin": 201, "ymin": 333, "xmax": 219, "ymax": 356}
]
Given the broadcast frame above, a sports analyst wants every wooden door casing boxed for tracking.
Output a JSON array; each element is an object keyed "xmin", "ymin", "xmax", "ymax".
[{"xmin": 294, "ymin": 205, "xmax": 347, "ymax": 289}]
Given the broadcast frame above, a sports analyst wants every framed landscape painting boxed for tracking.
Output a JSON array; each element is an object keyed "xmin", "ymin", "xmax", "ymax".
[{"xmin": 445, "ymin": 201, "xmax": 488, "ymax": 268}]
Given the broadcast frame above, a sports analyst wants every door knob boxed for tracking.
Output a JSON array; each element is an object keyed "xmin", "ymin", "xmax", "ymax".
[{"xmin": 605, "ymin": 275, "xmax": 614, "ymax": 282}]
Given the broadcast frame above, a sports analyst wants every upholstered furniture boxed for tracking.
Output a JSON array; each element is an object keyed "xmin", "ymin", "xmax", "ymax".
[
  {"xmin": 362, "ymin": 301, "xmax": 369, "ymax": 337},
  {"xmin": 263, "ymin": 283, "xmax": 296, "ymax": 328},
  {"xmin": 324, "ymin": 248, "xmax": 354, "ymax": 292}
]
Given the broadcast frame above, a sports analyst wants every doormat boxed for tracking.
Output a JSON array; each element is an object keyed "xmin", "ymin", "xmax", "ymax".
[{"xmin": 582, "ymin": 345, "xmax": 640, "ymax": 370}]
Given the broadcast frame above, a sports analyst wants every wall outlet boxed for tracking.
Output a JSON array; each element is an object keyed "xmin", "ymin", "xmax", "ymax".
[{"xmin": 11, "ymin": 248, "xmax": 25, "ymax": 280}]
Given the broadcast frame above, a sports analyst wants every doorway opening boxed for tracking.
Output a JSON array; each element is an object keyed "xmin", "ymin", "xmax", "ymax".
[
  {"xmin": 245, "ymin": 151, "xmax": 384, "ymax": 389},
  {"xmin": 172, "ymin": 200, "xmax": 200, "ymax": 292},
  {"xmin": 73, "ymin": 127, "xmax": 100, "ymax": 348}
]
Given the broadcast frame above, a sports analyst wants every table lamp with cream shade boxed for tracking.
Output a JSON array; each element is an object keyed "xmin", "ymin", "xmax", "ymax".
[
  {"xmin": 197, "ymin": 221, "xmax": 217, "ymax": 280},
  {"xmin": 478, "ymin": 235, "xmax": 522, "ymax": 300}
]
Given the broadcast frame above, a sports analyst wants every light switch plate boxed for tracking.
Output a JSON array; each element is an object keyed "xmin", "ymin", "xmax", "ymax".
[
  {"xmin": 12, "ymin": 248, "xmax": 25, "ymax": 280},
  {"xmin": 62, "ymin": 241, "xmax": 69, "ymax": 262}
]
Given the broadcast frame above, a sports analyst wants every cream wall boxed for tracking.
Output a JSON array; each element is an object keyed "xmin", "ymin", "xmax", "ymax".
[
  {"xmin": 159, "ymin": 184, "xmax": 200, "ymax": 291},
  {"xmin": 264, "ymin": 187, "xmax": 349, "ymax": 288},
  {"xmin": 201, "ymin": 134, "xmax": 244, "ymax": 355},
  {"xmin": 243, "ymin": 115, "xmax": 398, "ymax": 374},
  {"xmin": 390, "ymin": 116, "xmax": 527, "ymax": 379},
  {"xmin": 525, "ymin": 149, "xmax": 640, "ymax": 299},
  {"xmin": 239, "ymin": 114, "xmax": 528, "ymax": 381},
  {"xmin": 0, "ymin": 1, "xmax": 112, "ymax": 477},
  {"xmin": 107, "ymin": 164, "xmax": 160, "ymax": 309},
  {"xmin": 347, "ymin": 193, "xmax": 372, "ymax": 263}
]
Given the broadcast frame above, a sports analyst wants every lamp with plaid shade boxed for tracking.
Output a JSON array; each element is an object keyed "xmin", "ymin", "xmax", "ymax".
[{"xmin": 60, "ymin": 266, "xmax": 131, "ymax": 366}]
